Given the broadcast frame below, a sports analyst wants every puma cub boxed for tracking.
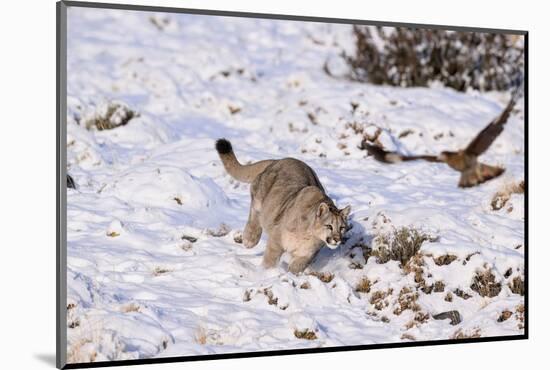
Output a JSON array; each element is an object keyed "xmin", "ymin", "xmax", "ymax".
[{"xmin": 215, "ymin": 138, "xmax": 350, "ymax": 274}]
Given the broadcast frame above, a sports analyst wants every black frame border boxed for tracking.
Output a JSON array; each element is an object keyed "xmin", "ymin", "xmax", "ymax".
[{"xmin": 56, "ymin": 1, "xmax": 528, "ymax": 369}]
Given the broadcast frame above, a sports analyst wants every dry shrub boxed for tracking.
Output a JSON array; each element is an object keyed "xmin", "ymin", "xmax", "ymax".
[
  {"xmin": 451, "ymin": 328, "xmax": 482, "ymax": 339},
  {"xmin": 394, "ymin": 287, "xmax": 420, "ymax": 315},
  {"xmin": 243, "ymin": 289, "xmax": 253, "ymax": 302},
  {"xmin": 67, "ymin": 338, "xmax": 98, "ymax": 363},
  {"xmin": 294, "ymin": 329, "xmax": 318, "ymax": 340},
  {"xmin": 491, "ymin": 180, "xmax": 525, "ymax": 211},
  {"xmin": 233, "ymin": 231, "xmax": 243, "ymax": 244},
  {"xmin": 120, "ymin": 303, "xmax": 140, "ymax": 313},
  {"xmin": 471, "ymin": 270, "xmax": 502, "ymax": 298},
  {"xmin": 261, "ymin": 288, "xmax": 279, "ymax": 306},
  {"xmin": 194, "ymin": 326, "xmax": 224, "ymax": 346},
  {"xmin": 454, "ymin": 288, "xmax": 472, "ymax": 300},
  {"xmin": 515, "ymin": 304, "xmax": 525, "ymax": 330},
  {"xmin": 462, "ymin": 252, "xmax": 481, "ymax": 265},
  {"xmin": 343, "ymin": 26, "xmax": 524, "ymax": 92},
  {"xmin": 194, "ymin": 326, "xmax": 208, "ymax": 345},
  {"xmin": 434, "ymin": 254, "xmax": 458, "ymax": 266},
  {"xmin": 68, "ymin": 318, "xmax": 80, "ymax": 329},
  {"xmin": 373, "ymin": 227, "xmax": 434, "ymax": 265},
  {"xmin": 84, "ymin": 102, "xmax": 137, "ymax": 131},
  {"xmin": 403, "ymin": 253, "xmax": 438, "ymax": 294},
  {"xmin": 153, "ymin": 267, "xmax": 172, "ymax": 276},
  {"xmin": 307, "ymin": 271, "xmax": 334, "ymax": 283},
  {"xmin": 433, "ymin": 281, "xmax": 446, "ymax": 293},
  {"xmin": 509, "ymin": 276, "xmax": 525, "ymax": 296},
  {"xmin": 370, "ymin": 289, "xmax": 393, "ymax": 311},
  {"xmin": 405, "ymin": 312, "xmax": 430, "ymax": 329},
  {"xmin": 401, "ymin": 333, "xmax": 416, "ymax": 341},
  {"xmin": 403, "ymin": 253, "xmax": 425, "ymax": 285}
]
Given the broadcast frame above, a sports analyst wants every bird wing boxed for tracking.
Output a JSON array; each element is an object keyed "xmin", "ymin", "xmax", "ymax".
[
  {"xmin": 465, "ymin": 84, "xmax": 523, "ymax": 156},
  {"xmin": 458, "ymin": 162, "xmax": 505, "ymax": 188},
  {"xmin": 361, "ymin": 141, "xmax": 442, "ymax": 164}
]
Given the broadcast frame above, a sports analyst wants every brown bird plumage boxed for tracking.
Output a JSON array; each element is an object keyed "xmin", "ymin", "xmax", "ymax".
[{"xmin": 361, "ymin": 85, "xmax": 522, "ymax": 188}]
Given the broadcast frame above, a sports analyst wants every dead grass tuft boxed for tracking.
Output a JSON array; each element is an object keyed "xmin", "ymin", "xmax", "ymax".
[
  {"xmin": 355, "ymin": 277, "xmax": 372, "ymax": 293},
  {"xmin": 471, "ymin": 270, "xmax": 502, "ymax": 298},
  {"xmin": 294, "ymin": 329, "xmax": 318, "ymax": 340}
]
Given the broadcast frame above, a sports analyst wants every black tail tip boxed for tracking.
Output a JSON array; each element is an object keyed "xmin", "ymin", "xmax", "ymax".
[{"xmin": 215, "ymin": 138, "xmax": 232, "ymax": 154}]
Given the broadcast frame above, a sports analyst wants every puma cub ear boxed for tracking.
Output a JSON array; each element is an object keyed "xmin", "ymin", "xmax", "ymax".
[
  {"xmin": 340, "ymin": 205, "xmax": 351, "ymax": 218},
  {"xmin": 317, "ymin": 202, "xmax": 329, "ymax": 218}
]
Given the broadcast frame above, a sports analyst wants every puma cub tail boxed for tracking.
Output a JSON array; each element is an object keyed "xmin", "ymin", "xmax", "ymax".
[{"xmin": 215, "ymin": 139, "xmax": 275, "ymax": 183}]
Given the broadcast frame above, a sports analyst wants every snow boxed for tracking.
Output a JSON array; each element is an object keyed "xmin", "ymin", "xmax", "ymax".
[{"xmin": 65, "ymin": 6, "xmax": 525, "ymax": 364}]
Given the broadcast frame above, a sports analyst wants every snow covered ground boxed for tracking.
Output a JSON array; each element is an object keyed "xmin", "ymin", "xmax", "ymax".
[{"xmin": 65, "ymin": 7, "xmax": 525, "ymax": 364}]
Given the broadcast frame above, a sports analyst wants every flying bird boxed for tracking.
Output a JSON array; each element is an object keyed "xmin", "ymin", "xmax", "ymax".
[{"xmin": 361, "ymin": 86, "xmax": 522, "ymax": 188}]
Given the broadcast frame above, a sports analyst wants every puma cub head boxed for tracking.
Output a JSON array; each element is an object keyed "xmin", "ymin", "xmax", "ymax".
[{"xmin": 313, "ymin": 203, "xmax": 351, "ymax": 249}]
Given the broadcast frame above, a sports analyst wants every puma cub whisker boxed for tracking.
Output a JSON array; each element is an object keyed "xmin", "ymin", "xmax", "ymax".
[{"xmin": 215, "ymin": 138, "xmax": 351, "ymax": 274}]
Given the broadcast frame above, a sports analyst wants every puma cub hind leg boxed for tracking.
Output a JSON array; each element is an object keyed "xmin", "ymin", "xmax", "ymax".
[{"xmin": 243, "ymin": 203, "xmax": 262, "ymax": 248}]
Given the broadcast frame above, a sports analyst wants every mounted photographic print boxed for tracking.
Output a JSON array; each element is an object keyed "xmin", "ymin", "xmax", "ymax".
[{"xmin": 56, "ymin": 1, "xmax": 527, "ymax": 368}]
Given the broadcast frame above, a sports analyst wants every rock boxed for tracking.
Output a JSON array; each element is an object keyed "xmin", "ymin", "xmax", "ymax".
[
  {"xmin": 433, "ymin": 310, "xmax": 462, "ymax": 325},
  {"xmin": 181, "ymin": 235, "xmax": 198, "ymax": 243},
  {"xmin": 67, "ymin": 174, "xmax": 76, "ymax": 189}
]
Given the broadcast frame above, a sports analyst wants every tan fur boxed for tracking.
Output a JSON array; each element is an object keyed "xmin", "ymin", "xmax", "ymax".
[{"xmin": 216, "ymin": 139, "xmax": 351, "ymax": 274}]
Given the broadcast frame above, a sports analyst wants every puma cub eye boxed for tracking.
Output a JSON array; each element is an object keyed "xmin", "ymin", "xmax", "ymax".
[{"xmin": 325, "ymin": 225, "xmax": 333, "ymax": 230}]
